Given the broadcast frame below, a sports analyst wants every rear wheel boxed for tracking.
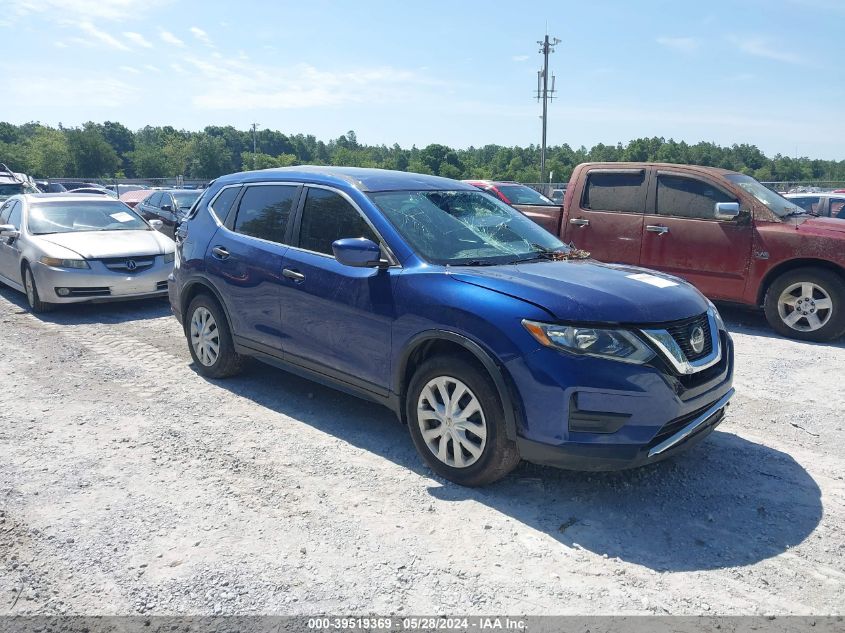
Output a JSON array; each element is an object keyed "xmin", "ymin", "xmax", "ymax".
[
  {"xmin": 406, "ymin": 355, "xmax": 520, "ymax": 486},
  {"xmin": 23, "ymin": 264, "xmax": 52, "ymax": 313},
  {"xmin": 764, "ymin": 267, "xmax": 845, "ymax": 342},
  {"xmin": 186, "ymin": 294, "xmax": 245, "ymax": 378}
]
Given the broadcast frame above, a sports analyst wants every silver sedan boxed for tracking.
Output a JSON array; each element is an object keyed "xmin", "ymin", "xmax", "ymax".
[{"xmin": 0, "ymin": 193, "xmax": 176, "ymax": 312}]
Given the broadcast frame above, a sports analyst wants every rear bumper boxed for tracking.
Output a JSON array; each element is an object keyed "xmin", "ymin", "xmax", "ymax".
[{"xmin": 517, "ymin": 389, "xmax": 732, "ymax": 471}]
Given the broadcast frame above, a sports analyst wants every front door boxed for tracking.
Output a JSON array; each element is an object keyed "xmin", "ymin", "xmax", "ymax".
[
  {"xmin": 0, "ymin": 201, "xmax": 23, "ymax": 284},
  {"xmin": 561, "ymin": 168, "xmax": 647, "ymax": 265},
  {"xmin": 205, "ymin": 183, "xmax": 300, "ymax": 352},
  {"xmin": 639, "ymin": 171, "xmax": 752, "ymax": 301},
  {"xmin": 278, "ymin": 186, "xmax": 396, "ymax": 395}
]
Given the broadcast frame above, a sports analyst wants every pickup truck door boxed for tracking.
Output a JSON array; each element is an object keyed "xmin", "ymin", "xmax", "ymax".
[
  {"xmin": 562, "ymin": 168, "xmax": 647, "ymax": 265},
  {"xmin": 639, "ymin": 170, "xmax": 752, "ymax": 301}
]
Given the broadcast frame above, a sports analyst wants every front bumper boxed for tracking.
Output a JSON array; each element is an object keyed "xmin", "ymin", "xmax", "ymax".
[
  {"xmin": 507, "ymin": 329, "xmax": 735, "ymax": 471},
  {"xmin": 32, "ymin": 259, "xmax": 171, "ymax": 303}
]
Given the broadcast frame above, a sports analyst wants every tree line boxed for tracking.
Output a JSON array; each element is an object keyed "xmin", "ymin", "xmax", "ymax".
[{"xmin": 1, "ymin": 121, "xmax": 843, "ymax": 184}]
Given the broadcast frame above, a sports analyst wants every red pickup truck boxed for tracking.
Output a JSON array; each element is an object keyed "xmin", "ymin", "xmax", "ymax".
[{"xmin": 525, "ymin": 162, "xmax": 845, "ymax": 342}]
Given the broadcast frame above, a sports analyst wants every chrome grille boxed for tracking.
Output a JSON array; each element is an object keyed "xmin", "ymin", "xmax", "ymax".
[
  {"xmin": 99, "ymin": 256, "xmax": 156, "ymax": 273},
  {"xmin": 664, "ymin": 313, "xmax": 712, "ymax": 362}
]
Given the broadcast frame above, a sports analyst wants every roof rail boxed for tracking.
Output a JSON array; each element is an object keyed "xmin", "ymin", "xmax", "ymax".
[{"xmin": 0, "ymin": 163, "xmax": 23, "ymax": 182}]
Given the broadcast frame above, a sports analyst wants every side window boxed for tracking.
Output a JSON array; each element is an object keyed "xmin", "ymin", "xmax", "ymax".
[
  {"xmin": 208, "ymin": 186, "xmax": 240, "ymax": 222},
  {"xmin": 298, "ymin": 188, "xmax": 378, "ymax": 256},
  {"xmin": 831, "ymin": 198, "xmax": 845, "ymax": 219},
  {"xmin": 0, "ymin": 201, "xmax": 12, "ymax": 224},
  {"xmin": 147, "ymin": 193, "xmax": 162, "ymax": 207},
  {"xmin": 160, "ymin": 194, "xmax": 174, "ymax": 209},
  {"xmin": 790, "ymin": 196, "xmax": 820, "ymax": 213},
  {"xmin": 656, "ymin": 175, "xmax": 736, "ymax": 220},
  {"xmin": 232, "ymin": 185, "xmax": 298, "ymax": 243},
  {"xmin": 8, "ymin": 202, "xmax": 22, "ymax": 229},
  {"xmin": 582, "ymin": 171, "xmax": 646, "ymax": 213}
]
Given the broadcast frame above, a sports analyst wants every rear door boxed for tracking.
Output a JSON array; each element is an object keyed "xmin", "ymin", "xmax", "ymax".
[
  {"xmin": 562, "ymin": 168, "xmax": 648, "ymax": 265},
  {"xmin": 639, "ymin": 170, "xmax": 752, "ymax": 301},
  {"xmin": 205, "ymin": 183, "xmax": 301, "ymax": 352},
  {"xmin": 277, "ymin": 186, "xmax": 397, "ymax": 395}
]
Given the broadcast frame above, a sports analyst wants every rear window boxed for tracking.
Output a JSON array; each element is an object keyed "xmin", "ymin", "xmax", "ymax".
[
  {"xmin": 496, "ymin": 184, "xmax": 555, "ymax": 206},
  {"xmin": 208, "ymin": 186, "xmax": 240, "ymax": 222},
  {"xmin": 582, "ymin": 171, "xmax": 646, "ymax": 213}
]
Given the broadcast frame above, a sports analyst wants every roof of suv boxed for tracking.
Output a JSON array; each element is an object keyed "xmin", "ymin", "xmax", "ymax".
[{"xmin": 215, "ymin": 166, "xmax": 476, "ymax": 193}]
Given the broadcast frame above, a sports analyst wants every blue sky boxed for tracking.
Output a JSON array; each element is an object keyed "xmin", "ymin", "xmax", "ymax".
[{"xmin": 3, "ymin": 0, "xmax": 844, "ymax": 158}]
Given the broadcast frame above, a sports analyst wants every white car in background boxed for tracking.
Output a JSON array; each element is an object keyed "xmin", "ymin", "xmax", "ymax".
[
  {"xmin": 784, "ymin": 193, "xmax": 845, "ymax": 219},
  {"xmin": 0, "ymin": 194, "xmax": 175, "ymax": 312}
]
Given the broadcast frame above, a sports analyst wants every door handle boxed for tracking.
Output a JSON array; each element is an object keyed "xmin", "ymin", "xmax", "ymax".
[
  {"xmin": 282, "ymin": 268, "xmax": 306, "ymax": 282},
  {"xmin": 211, "ymin": 246, "xmax": 230, "ymax": 259},
  {"xmin": 646, "ymin": 225, "xmax": 670, "ymax": 235},
  {"xmin": 569, "ymin": 218, "xmax": 590, "ymax": 227}
]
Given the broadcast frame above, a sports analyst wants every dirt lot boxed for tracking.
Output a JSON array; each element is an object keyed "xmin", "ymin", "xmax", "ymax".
[{"xmin": 0, "ymin": 287, "xmax": 843, "ymax": 616}]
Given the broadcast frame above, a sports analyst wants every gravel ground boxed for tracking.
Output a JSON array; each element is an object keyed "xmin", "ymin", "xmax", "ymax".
[{"xmin": 0, "ymin": 287, "xmax": 843, "ymax": 616}]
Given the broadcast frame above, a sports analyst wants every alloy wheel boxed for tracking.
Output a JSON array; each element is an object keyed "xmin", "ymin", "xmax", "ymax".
[
  {"xmin": 417, "ymin": 376, "xmax": 487, "ymax": 468},
  {"xmin": 24, "ymin": 270, "xmax": 36, "ymax": 308},
  {"xmin": 190, "ymin": 306, "xmax": 220, "ymax": 366},
  {"xmin": 777, "ymin": 281, "xmax": 833, "ymax": 332}
]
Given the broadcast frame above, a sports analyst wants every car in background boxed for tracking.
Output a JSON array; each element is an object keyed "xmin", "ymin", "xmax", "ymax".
[
  {"xmin": 785, "ymin": 193, "xmax": 845, "ymax": 219},
  {"xmin": 170, "ymin": 166, "xmax": 733, "ymax": 486},
  {"xmin": 59, "ymin": 181, "xmax": 108, "ymax": 192},
  {"xmin": 0, "ymin": 164, "xmax": 40, "ymax": 202},
  {"xmin": 69, "ymin": 187, "xmax": 118, "ymax": 198},
  {"xmin": 0, "ymin": 194, "xmax": 175, "ymax": 312},
  {"xmin": 550, "ymin": 187, "xmax": 566, "ymax": 205},
  {"xmin": 463, "ymin": 180, "xmax": 557, "ymax": 206},
  {"xmin": 135, "ymin": 189, "xmax": 201, "ymax": 238},
  {"xmin": 35, "ymin": 180, "xmax": 68, "ymax": 193},
  {"xmin": 119, "ymin": 189, "xmax": 153, "ymax": 209}
]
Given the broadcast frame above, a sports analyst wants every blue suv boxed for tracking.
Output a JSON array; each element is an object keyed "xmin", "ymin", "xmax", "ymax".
[{"xmin": 169, "ymin": 167, "xmax": 734, "ymax": 486}]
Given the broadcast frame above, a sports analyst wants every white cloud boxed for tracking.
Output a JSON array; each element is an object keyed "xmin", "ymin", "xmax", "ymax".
[
  {"xmin": 78, "ymin": 21, "xmax": 130, "ymax": 51},
  {"xmin": 4, "ymin": 73, "xmax": 138, "ymax": 108},
  {"xmin": 656, "ymin": 36, "xmax": 699, "ymax": 53},
  {"xmin": 512, "ymin": 55, "xmax": 530, "ymax": 62},
  {"xmin": 119, "ymin": 65, "xmax": 140, "ymax": 74},
  {"xmin": 123, "ymin": 31, "xmax": 152, "ymax": 48},
  {"xmin": 731, "ymin": 36, "xmax": 803, "ymax": 64},
  {"xmin": 170, "ymin": 63, "xmax": 186, "ymax": 74},
  {"xmin": 190, "ymin": 26, "xmax": 213, "ymax": 47},
  {"xmin": 144, "ymin": 64, "xmax": 161, "ymax": 72},
  {"xmin": 5, "ymin": 0, "xmax": 168, "ymax": 22},
  {"xmin": 159, "ymin": 29, "xmax": 185, "ymax": 47}
]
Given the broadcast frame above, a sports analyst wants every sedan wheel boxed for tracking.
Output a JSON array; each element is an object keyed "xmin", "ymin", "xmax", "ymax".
[
  {"xmin": 417, "ymin": 375, "xmax": 488, "ymax": 469},
  {"xmin": 190, "ymin": 306, "xmax": 220, "ymax": 366},
  {"xmin": 777, "ymin": 281, "xmax": 832, "ymax": 333}
]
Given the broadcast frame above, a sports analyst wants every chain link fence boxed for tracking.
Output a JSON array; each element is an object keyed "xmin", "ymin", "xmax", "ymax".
[{"xmin": 48, "ymin": 177, "xmax": 209, "ymax": 195}]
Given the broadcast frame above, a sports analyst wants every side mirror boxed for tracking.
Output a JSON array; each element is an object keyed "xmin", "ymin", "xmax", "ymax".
[
  {"xmin": 0, "ymin": 224, "xmax": 19, "ymax": 239},
  {"xmin": 332, "ymin": 237, "xmax": 385, "ymax": 268},
  {"xmin": 161, "ymin": 204, "xmax": 173, "ymax": 212},
  {"xmin": 714, "ymin": 202, "xmax": 740, "ymax": 221},
  {"xmin": 149, "ymin": 219, "xmax": 164, "ymax": 230}
]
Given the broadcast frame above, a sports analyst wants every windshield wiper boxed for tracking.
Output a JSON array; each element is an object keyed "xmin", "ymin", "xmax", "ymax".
[{"xmin": 781, "ymin": 208, "xmax": 812, "ymax": 218}]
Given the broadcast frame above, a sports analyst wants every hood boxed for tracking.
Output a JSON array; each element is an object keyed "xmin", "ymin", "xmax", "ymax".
[
  {"xmin": 451, "ymin": 260, "xmax": 709, "ymax": 324},
  {"xmin": 36, "ymin": 230, "xmax": 175, "ymax": 259},
  {"xmin": 795, "ymin": 216, "xmax": 845, "ymax": 235}
]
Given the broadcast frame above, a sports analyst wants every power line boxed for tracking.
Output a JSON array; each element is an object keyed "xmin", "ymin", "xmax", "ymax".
[{"xmin": 535, "ymin": 34, "xmax": 559, "ymax": 189}]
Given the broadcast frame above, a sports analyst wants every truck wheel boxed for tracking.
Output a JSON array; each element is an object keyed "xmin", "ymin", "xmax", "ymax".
[
  {"xmin": 186, "ymin": 293, "xmax": 245, "ymax": 378},
  {"xmin": 406, "ymin": 355, "xmax": 521, "ymax": 486},
  {"xmin": 764, "ymin": 268, "xmax": 845, "ymax": 342}
]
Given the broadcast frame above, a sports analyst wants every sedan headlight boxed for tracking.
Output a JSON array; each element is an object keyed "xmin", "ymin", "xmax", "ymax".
[
  {"xmin": 163, "ymin": 252, "xmax": 175, "ymax": 263},
  {"xmin": 40, "ymin": 256, "xmax": 89, "ymax": 269},
  {"xmin": 522, "ymin": 320, "xmax": 655, "ymax": 364}
]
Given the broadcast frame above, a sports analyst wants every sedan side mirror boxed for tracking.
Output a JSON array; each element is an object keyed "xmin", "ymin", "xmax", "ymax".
[
  {"xmin": 714, "ymin": 202, "xmax": 740, "ymax": 221},
  {"xmin": 0, "ymin": 224, "xmax": 19, "ymax": 239},
  {"xmin": 161, "ymin": 204, "xmax": 173, "ymax": 212},
  {"xmin": 332, "ymin": 238, "xmax": 385, "ymax": 268},
  {"xmin": 149, "ymin": 219, "xmax": 164, "ymax": 230}
]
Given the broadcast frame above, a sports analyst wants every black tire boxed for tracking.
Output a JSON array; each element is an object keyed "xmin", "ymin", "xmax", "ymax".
[
  {"xmin": 406, "ymin": 355, "xmax": 521, "ymax": 486},
  {"xmin": 23, "ymin": 264, "xmax": 53, "ymax": 313},
  {"xmin": 763, "ymin": 267, "xmax": 845, "ymax": 342},
  {"xmin": 185, "ymin": 293, "xmax": 245, "ymax": 378}
]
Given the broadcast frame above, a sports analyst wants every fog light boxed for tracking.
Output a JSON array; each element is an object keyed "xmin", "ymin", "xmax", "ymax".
[{"xmin": 56, "ymin": 288, "xmax": 71, "ymax": 296}]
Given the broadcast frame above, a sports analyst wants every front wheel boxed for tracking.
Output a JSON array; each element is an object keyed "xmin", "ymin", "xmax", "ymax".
[
  {"xmin": 406, "ymin": 355, "xmax": 520, "ymax": 486},
  {"xmin": 764, "ymin": 268, "xmax": 845, "ymax": 342},
  {"xmin": 23, "ymin": 264, "xmax": 52, "ymax": 313}
]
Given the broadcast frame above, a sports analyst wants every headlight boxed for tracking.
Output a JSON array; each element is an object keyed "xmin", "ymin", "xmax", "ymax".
[
  {"xmin": 522, "ymin": 320, "xmax": 655, "ymax": 364},
  {"xmin": 40, "ymin": 256, "xmax": 89, "ymax": 269},
  {"xmin": 163, "ymin": 252, "xmax": 175, "ymax": 263}
]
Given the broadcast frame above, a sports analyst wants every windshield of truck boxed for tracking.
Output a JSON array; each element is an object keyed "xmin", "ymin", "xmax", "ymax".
[
  {"xmin": 369, "ymin": 190, "xmax": 569, "ymax": 265},
  {"xmin": 725, "ymin": 174, "xmax": 805, "ymax": 217},
  {"xmin": 497, "ymin": 184, "xmax": 556, "ymax": 206}
]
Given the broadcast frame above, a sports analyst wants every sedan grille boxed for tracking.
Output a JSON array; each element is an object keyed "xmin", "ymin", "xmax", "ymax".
[
  {"xmin": 99, "ymin": 256, "xmax": 156, "ymax": 273},
  {"xmin": 664, "ymin": 313, "xmax": 712, "ymax": 362}
]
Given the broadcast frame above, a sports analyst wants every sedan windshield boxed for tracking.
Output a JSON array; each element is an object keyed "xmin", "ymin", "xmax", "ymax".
[
  {"xmin": 28, "ymin": 200, "xmax": 151, "ymax": 235},
  {"xmin": 369, "ymin": 190, "xmax": 569, "ymax": 265},
  {"xmin": 725, "ymin": 174, "xmax": 805, "ymax": 217},
  {"xmin": 497, "ymin": 184, "xmax": 556, "ymax": 206}
]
